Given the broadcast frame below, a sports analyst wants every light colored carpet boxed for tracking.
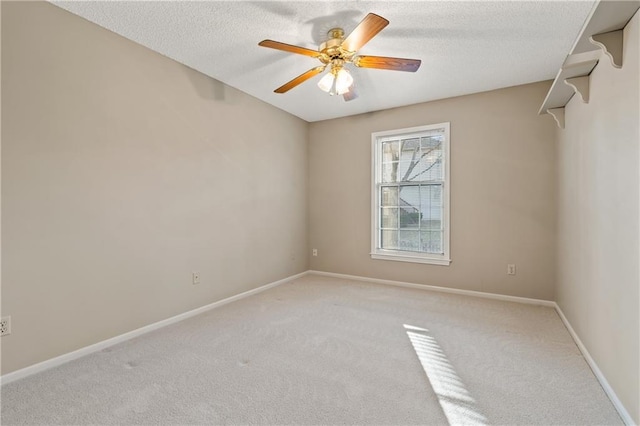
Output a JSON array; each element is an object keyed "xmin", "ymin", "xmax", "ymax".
[{"xmin": 1, "ymin": 275, "xmax": 622, "ymax": 425}]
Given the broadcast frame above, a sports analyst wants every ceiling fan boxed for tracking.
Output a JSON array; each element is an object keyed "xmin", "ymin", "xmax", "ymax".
[{"xmin": 258, "ymin": 13, "xmax": 421, "ymax": 101}]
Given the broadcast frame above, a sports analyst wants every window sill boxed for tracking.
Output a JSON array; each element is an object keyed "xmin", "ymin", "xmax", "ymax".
[{"xmin": 370, "ymin": 251, "xmax": 451, "ymax": 266}]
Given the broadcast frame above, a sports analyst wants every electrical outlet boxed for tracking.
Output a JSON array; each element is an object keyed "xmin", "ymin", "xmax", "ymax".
[
  {"xmin": 192, "ymin": 271, "xmax": 200, "ymax": 285},
  {"xmin": 312, "ymin": 249, "xmax": 318, "ymax": 257},
  {"xmin": 1, "ymin": 316, "xmax": 11, "ymax": 336},
  {"xmin": 507, "ymin": 264, "xmax": 516, "ymax": 275}
]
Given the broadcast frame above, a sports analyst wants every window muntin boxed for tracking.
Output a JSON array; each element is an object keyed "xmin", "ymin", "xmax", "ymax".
[{"xmin": 372, "ymin": 123, "xmax": 450, "ymax": 265}]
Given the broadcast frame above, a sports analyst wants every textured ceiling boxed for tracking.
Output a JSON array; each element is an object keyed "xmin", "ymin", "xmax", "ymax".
[{"xmin": 52, "ymin": 1, "xmax": 596, "ymax": 122}]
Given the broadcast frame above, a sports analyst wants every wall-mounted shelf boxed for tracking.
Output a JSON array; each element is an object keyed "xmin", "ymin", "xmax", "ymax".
[
  {"xmin": 570, "ymin": 1, "xmax": 639, "ymax": 55},
  {"xmin": 565, "ymin": 76, "xmax": 590, "ymax": 103},
  {"xmin": 590, "ymin": 30, "xmax": 624, "ymax": 68},
  {"xmin": 538, "ymin": 52, "xmax": 599, "ymax": 117},
  {"xmin": 540, "ymin": 0, "xmax": 640, "ymax": 128},
  {"xmin": 547, "ymin": 108, "xmax": 565, "ymax": 129}
]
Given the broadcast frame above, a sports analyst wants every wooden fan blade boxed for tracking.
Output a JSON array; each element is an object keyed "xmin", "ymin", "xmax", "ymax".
[
  {"xmin": 354, "ymin": 55, "xmax": 421, "ymax": 72},
  {"xmin": 341, "ymin": 13, "xmax": 389, "ymax": 53},
  {"xmin": 274, "ymin": 66, "xmax": 326, "ymax": 93},
  {"xmin": 258, "ymin": 40, "xmax": 320, "ymax": 58}
]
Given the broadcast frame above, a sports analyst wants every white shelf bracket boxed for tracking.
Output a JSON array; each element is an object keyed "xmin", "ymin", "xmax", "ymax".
[
  {"xmin": 547, "ymin": 107, "xmax": 565, "ymax": 129},
  {"xmin": 564, "ymin": 76, "xmax": 590, "ymax": 103},
  {"xmin": 589, "ymin": 30, "xmax": 623, "ymax": 68}
]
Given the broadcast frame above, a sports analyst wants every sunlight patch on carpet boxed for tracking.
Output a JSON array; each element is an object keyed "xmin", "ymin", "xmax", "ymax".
[{"xmin": 405, "ymin": 324, "xmax": 488, "ymax": 425}]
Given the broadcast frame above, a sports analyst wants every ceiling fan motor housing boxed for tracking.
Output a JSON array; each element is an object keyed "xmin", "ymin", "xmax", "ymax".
[{"xmin": 319, "ymin": 28, "xmax": 356, "ymax": 64}]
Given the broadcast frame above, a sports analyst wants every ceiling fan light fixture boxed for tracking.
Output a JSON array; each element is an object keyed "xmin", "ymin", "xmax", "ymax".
[
  {"xmin": 317, "ymin": 72, "xmax": 335, "ymax": 93},
  {"xmin": 318, "ymin": 66, "xmax": 353, "ymax": 96},
  {"xmin": 335, "ymin": 68, "xmax": 353, "ymax": 95}
]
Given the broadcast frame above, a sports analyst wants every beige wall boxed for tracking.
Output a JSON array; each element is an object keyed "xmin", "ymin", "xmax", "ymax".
[
  {"xmin": 2, "ymin": 2, "xmax": 637, "ymax": 421},
  {"xmin": 556, "ymin": 11, "xmax": 640, "ymax": 424},
  {"xmin": 1, "ymin": 2, "xmax": 308, "ymax": 374},
  {"xmin": 309, "ymin": 81, "xmax": 558, "ymax": 300}
]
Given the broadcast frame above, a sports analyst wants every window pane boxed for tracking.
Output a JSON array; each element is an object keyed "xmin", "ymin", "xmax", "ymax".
[
  {"xmin": 381, "ymin": 207, "xmax": 398, "ymax": 228},
  {"xmin": 399, "ymin": 186, "xmax": 420, "ymax": 229},
  {"xmin": 400, "ymin": 185, "xmax": 420, "ymax": 204},
  {"xmin": 398, "ymin": 230, "xmax": 420, "ymax": 252},
  {"xmin": 420, "ymin": 160, "xmax": 442, "ymax": 181},
  {"xmin": 400, "ymin": 207, "xmax": 420, "ymax": 229},
  {"xmin": 400, "ymin": 138, "xmax": 420, "ymax": 162},
  {"xmin": 382, "ymin": 141, "xmax": 399, "ymax": 163},
  {"xmin": 381, "ymin": 230, "xmax": 399, "ymax": 250},
  {"xmin": 398, "ymin": 138, "xmax": 421, "ymax": 181},
  {"xmin": 419, "ymin": 136, "xmax": 443, "ymax": 181},
  {"xmin": 382, "ymin": 162, "xmax": 399, "ymax": 183},
  {"xmin": 421, "ymin": 135, "xmax": 442, "ymax": 151},
  {"xmin": 420, "ymin": 184, "xmax": 442, "ymax": 228},
  {"xmin": 397, "ymin": 161, "xmax": 416, "ymax": 182},
  {"xmin": 381, "ymin": 187, "xmax": 398, "ymax": 206},
  {"xmin": 421, "ymin": 230, "xmax": 443, "ymax": 254}
]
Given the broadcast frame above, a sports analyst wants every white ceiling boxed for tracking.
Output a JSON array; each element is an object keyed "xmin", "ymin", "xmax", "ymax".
[{"xmin": 52, "ymin": 1, "xmax": 596, "ymax": 122}]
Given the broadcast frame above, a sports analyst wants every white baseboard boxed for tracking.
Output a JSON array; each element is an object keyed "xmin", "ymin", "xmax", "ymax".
[
  {"xmin": 3, "ymin": 269, "xmax": 634, "ymax": 425},
  {"xmin": 0, "ymin": 271, "xmax": 307, "ymax": 386},
  {"xmin": 308, "ymin": 270, "xmax": 634, "ymax": 425},
  {"xmin": 308, "ymin": 270, "xmax": 556, "ymax": 307},
  {"xmin": 553, "ymin": 303, "xmax": 634, "ymax": 426}
]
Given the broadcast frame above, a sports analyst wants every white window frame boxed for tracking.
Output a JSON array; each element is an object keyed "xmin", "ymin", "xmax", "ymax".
[{"xmin": 370, "ymin": 123, "xmax": 451, "ymax": 266}]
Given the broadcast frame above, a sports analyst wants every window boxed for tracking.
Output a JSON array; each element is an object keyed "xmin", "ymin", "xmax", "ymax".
[{"xmin": 371, "ymin": 123, "xmax": 450, "ymax": 265}]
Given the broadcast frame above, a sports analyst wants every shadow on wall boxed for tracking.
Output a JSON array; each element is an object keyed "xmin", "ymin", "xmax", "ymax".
[{"xmin": 182, "ymin": 64, "xmax": 229, "ymax": 102}]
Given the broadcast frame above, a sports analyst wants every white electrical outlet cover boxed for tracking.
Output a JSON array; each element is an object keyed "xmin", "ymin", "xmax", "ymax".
[{"xmin": 1, "ymin": 316, "xmax": 12, "ymax": 336}]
